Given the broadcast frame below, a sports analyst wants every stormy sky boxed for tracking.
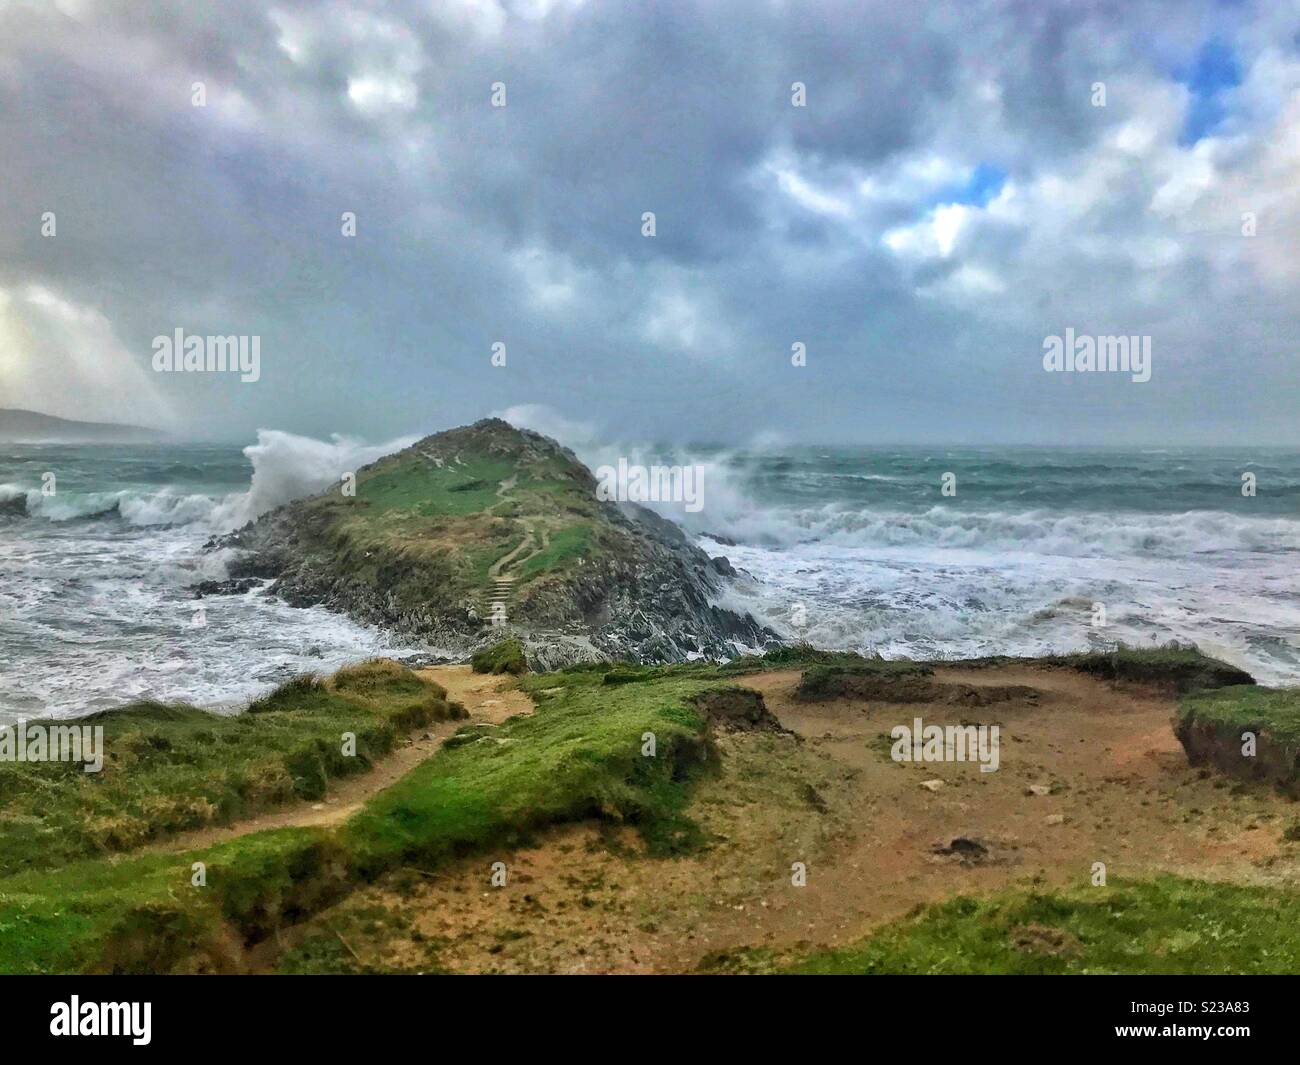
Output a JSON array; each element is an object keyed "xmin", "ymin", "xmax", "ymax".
[{"xmin": 0, "ymin": 0, "xmax": 1297, "ymax": 446}]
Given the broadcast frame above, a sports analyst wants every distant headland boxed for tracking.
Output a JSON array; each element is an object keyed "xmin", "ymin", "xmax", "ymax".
[{"xmin": 0, "ymin": 408, "xmax": 166, "ymax": 444}]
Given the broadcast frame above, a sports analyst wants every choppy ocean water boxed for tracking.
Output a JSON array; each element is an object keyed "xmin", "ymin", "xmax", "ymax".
[
  {"xmin": 2, "ymin": 435, "xmax": 1297, "ymax": 721},
  {"xmin": 678, "ymin": 446, "xmax": 1300, "ymax": 687}
]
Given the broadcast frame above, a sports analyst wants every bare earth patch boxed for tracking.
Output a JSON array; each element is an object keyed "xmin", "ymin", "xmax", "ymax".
[{"xmin": 276, "ymin": 662, "xmax": 1300, "ymax": 973}]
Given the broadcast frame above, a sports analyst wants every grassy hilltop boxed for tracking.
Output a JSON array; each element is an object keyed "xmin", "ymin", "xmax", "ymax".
[{"xmin": 224, "ymin": 418, "xmax": 766, "ymax": 664}]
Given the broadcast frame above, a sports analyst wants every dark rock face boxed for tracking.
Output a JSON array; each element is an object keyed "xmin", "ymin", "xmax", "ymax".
[
  {"xmin": 192, "ymin": 577, "xmax": 262, "ymax": 598},
  {"xmin": 218, "ymin": 418, "xmax": 775, "ymax": 666}
]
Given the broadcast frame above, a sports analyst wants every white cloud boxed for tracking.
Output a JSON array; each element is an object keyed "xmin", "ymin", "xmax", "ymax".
[
  {"xmin": 883, "ymin": 202, "xmax": 971, "ymax": 259},
  {"xmin": 637, "ymin": 275, "xmax": 733, "ymax": 359},
  {"xmin": 0, "ymin": 286, "xmax": 174, "ymax": 427},
  {"xmin": 271, "ymin": 5, "xmax": 424, "ymax": 118},
  {"xmin": 347, "ymin": 73, "xmax": 418, "ymax": 115},
  {"xmin": 511, "ymin": 246, "xmax": 581, "ymax": 311},
  {"xmin": 768, "ymin": 162, "xmax": 854, "ymax": 219},
  {"xmin": 1, "ymin": 0, "xmax": 1298, "ymax": 444},
  {"xmin": 492, "ymin": 404, "xmax": 596, "ymax": 447}
]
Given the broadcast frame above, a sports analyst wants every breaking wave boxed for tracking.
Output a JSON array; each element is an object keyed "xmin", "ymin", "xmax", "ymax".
[
  {"xmin": 1, "ymin": 429, "xmax": 416, "ymax": 530},
  {"xmin": 699, "ymin": 504, "xmax": 1300, "ymax": 558}
]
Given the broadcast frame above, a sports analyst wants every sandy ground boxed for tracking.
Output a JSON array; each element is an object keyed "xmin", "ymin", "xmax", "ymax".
[{"xmin": 296, "ymin": 664, "xmax": 1300, "ymax": 974}]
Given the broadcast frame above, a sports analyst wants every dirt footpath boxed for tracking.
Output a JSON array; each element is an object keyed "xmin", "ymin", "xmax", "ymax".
[{"xmin": 146, "ymin": 666, "xmax": 532, "ymax": 854}]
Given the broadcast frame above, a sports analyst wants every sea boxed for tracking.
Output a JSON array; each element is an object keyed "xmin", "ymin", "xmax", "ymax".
[{"xmin": 2, "ymin": 433, "xmax": 1298, "ymax": 722}]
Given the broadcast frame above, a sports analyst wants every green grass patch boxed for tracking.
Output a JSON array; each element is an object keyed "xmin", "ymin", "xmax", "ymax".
[
  {"xmin": 790, "ymin": 875, "xmax": 1300, "ymax": 974},
  {"xmin": 344, "ymin": 671, "xmax": 718, "ymax": 872},
  {"xmin": 1175, "ymin": 685, "xmax": 1300, "ymax": 793},
  {"xmin": 0, "ymin": 826, "xmax": 344, "ymax": 975},
  {"xmin": 0, "ymin": 659, "xmax": 459, "ymax": 878},
  {"xmin": 517, "ymin": 523, "xmax": 594, "ymax": 580},
  {"xmin": 1179, "ymin": 686, "xmax": 1300, "ymax": 748},
  {"xmin": 955, "ymin": 643, "xmax": 1255, "ymax": 693},
  {"xmin": 356, "ymin": 456, "xmax": 515, "ymax": 516},
  {"xmin": 1056, "ymin": 644, "xmax": 1255, "ymax": 693},
  {"xmin": 276, "ymin": 903, "xmax": 444, "ymax": 974},
  {"xmin": 0, "ymin": 662, "xmax": 726, "ymax": 973},
  {"xmin": 715, "ymin": 643, "xmax": 885, "ymax": 676}
]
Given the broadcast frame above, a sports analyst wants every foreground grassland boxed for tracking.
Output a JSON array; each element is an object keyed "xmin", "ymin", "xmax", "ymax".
[
  {"xmin": 0, "ymin": 661, "xmax": 463, "ymax": 879},
  {"xmin": 1, "ymin": 643, "xmax": 1295, "ymax": 975},
  {"xmin": 785, "ymin": 876, "xmax": 1300, "ymax": 975},
  {"xmin": 0, "ymin": 659, "xmax": 727, "ymax": 973}
]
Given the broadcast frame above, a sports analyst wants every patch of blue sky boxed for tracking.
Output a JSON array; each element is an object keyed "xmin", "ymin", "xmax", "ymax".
[
  {"xmin": 923, "ymin": 162, "xmax": 1006, "ymax": 210},
  {"xmin": 1176, "ymin": 37, "xmax": 1242, "ymax": 145}
]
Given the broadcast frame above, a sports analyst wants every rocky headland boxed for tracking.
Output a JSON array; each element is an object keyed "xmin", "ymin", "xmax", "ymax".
[{"xmin": 217, "ymin": 418, "xmax": 772, "ymax": 667}]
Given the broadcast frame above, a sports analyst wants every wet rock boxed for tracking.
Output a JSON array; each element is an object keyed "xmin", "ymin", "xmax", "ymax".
[{"xmin": 192, "ymin": 577, "xmax": 262, "ymax": 598}]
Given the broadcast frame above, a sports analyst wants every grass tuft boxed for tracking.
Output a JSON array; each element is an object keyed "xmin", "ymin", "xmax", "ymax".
[{"xmin": 471, "ymin": 639, "xmax": 528, "ymax": 675}]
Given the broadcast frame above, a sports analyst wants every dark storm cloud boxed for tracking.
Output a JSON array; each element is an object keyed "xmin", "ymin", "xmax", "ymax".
[{"xmin": 0, "ymin": 0, "xmax": 1296, "ymax": 444}]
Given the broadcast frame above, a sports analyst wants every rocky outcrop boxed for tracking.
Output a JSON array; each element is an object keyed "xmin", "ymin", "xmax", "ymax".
[{"xmin": 217, "ymin": 418, "xmax": 774, "ymax": 666}]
